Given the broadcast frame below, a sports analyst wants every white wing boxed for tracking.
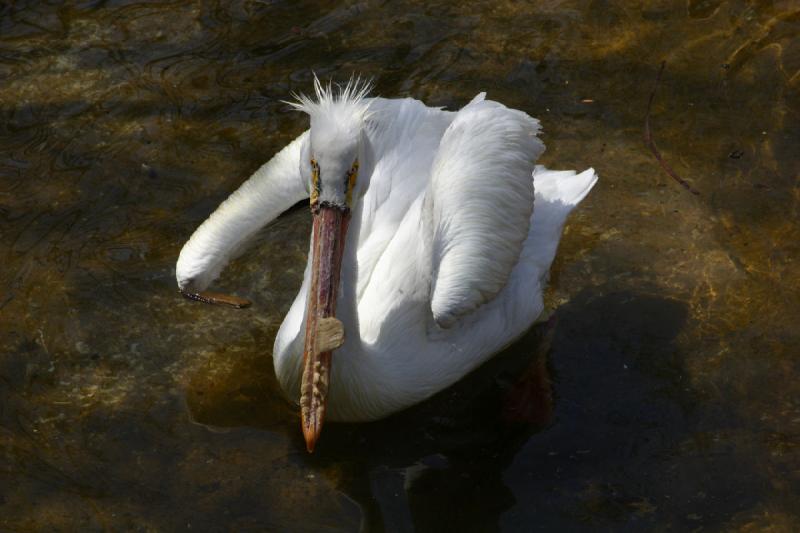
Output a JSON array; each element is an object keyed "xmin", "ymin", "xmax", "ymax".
[
  {"xmin": 428, "ymin": 94, "xmax": 544, "ymax": 328},
  {"xmin": 176, "ymin": 131, "xmax": 309, "ymax": 291}
]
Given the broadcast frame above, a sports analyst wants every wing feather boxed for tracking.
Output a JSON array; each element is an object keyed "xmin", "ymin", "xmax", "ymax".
[
  {"xmin": 176, "ymin": 131, "xmax": 309, "ymax": 291},
  {"xmin": 428, "ymin": 96, "xmax": 544, "ymax": 327}
]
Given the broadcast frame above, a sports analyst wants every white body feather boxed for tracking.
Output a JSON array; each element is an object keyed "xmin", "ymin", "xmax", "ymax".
[{"xmin": 176, "ymin": 86, "xmax": 597, "ymax": 422}]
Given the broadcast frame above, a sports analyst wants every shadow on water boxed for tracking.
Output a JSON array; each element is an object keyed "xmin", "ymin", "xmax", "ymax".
[
  {"xmin": 373, "ymin": 289, "xmax": 699, "ymax": 531},
  {"xmin": 501, "ymin": 289, "xmax": 779, "ymax": 531}
]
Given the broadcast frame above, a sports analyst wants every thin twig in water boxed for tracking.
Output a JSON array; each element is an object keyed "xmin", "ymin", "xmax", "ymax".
[{"xmin": 644, "ymin": 61, "xmax": 700, "ymax": 196}]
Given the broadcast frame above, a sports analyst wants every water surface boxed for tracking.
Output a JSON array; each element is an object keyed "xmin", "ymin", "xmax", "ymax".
[{"xmin": 1, "ymin": 1, "xmax": 799, "ymax": 530}]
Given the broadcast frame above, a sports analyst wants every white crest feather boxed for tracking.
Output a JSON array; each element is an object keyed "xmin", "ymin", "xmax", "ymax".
[{"xmin": 284, "ymin": 73, "xmax": 374, "ymax": 126}]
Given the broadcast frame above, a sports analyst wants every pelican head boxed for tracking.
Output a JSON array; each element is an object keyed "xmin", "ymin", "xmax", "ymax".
[{"xmin": 288, "ymin": 77, "xmax": 373, "ymax": 451}]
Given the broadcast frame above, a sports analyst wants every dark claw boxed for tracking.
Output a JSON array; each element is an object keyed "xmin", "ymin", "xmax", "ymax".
[{"xmin": 179, "ymin": 289, "xmax": 251, "ymax": 309}]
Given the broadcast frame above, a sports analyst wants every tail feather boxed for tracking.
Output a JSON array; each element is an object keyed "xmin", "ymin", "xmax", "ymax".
[{"xmin": 533, "ymin": 165, "xmax": 598, "ymax": 206}]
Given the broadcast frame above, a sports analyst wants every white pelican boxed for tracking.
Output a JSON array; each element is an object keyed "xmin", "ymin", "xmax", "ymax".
[{"xmin": 176, "ymin": 78, "xmax": 597, "ymax": 451}]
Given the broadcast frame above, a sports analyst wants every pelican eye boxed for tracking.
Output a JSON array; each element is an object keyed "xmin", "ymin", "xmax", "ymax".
[
  {"xmin": 345, "ymin": 160, "xmax": 359, "ymax": 205},
  {"xmin": 310, "ymin": 158, "xmax": 320, "ymax": 205}
]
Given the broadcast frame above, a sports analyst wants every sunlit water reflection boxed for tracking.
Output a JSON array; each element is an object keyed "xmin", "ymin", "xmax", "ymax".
[{"xmin": 1, "ymin": 1, "xmax": 798, "ymax": 530}]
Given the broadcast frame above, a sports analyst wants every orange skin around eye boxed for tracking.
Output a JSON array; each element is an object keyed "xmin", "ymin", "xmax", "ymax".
[{"xmin": 345, "ymin": 161, "xmax": 358, "ymax": 206}]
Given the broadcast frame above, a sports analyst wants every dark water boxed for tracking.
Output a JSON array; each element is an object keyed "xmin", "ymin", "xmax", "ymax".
[{"xmin": 2, "ymin": 1, "xmax": 799, "ymax": 530}]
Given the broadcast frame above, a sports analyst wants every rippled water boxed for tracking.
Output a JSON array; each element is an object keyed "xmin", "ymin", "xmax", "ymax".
[{"xmin": 1, "ymin": 1, "xmax": 798, "ymax": 530}]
